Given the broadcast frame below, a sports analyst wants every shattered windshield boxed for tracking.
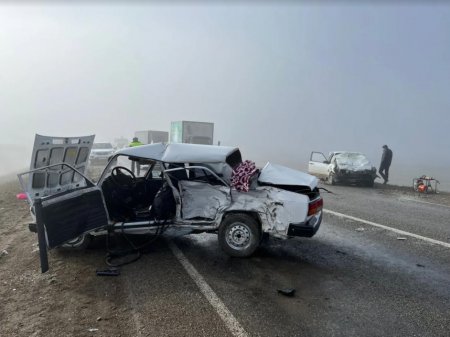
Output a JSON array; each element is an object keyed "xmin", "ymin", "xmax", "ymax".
[{"xmin": 334, "ymin": 153, "xmax": 370, "ymax": 166}]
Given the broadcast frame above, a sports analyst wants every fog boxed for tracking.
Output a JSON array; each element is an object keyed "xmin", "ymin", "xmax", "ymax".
[{"xmin": 1, "ymin": 3, "xmax": 449, "ymax": 190}]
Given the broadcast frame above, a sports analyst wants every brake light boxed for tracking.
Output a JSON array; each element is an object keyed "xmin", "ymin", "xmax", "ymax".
[{"xmin": 308, "ymin": 198, "xmax": 323, "ymax": 216}]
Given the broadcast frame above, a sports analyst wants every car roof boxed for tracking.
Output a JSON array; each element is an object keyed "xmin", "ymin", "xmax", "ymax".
[
  {"xmin": 93, "ymin": 142, "xmax": 113, "ymax": 147},
  {"xmin": 116, "ymin": 142, "xmax": 241, "ymax": 164}
]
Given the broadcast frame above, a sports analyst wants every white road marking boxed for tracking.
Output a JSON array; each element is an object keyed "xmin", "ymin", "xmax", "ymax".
[
  {"xmin": 399, "ymin": 196, "xmax": 450, "ymax": 209},
  {"xmin": 168, "ymin": 241, "xmax": 249, "ymax": 337},
  {"xmin": 323, "ymin": 209, "xmax": 450, "ymax": 249}
]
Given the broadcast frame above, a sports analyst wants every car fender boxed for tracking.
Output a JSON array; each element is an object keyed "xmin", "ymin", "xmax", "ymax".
[{"xmin": 226, "ymin": 187, "xmax": 309, "ymax": 236}]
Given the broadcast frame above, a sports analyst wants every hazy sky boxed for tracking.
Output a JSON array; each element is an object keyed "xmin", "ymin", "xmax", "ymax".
[{"xmin": 1, "ymin": 2, "xmax": 449, "ymax": 181}]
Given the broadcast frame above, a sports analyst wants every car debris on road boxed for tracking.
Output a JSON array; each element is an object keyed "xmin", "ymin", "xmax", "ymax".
[
  {"xmin": 277, "ymin": 288, "xmax": 296, "ymax": 297},
  {"xmin": 96, "ymin": 268, "xmax": 120, "ymax": 277}
]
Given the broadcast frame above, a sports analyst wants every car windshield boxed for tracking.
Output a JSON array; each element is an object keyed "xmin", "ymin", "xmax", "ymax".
[
  {"xmin": 93, "ymin": 143, "xmax": 113, "ymax": 149},
  {"xmin": 334, "ymin": 153, "xmax": 370, "ymax": 165},
  {"xmin": 337, "ymin": 153, "xmax": 366, "ymax": 160}
]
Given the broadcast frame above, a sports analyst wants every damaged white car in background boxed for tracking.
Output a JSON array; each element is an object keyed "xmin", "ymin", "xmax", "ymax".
[
  {"xmin": 308, "ymin": 151, "xmax": 377, "ymax": 187},
  {"xmin": 19, "ymin": 135, "xmax": 323, "ymax": 271}
]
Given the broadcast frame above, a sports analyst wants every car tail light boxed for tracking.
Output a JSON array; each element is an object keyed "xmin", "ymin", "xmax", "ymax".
[{"xmin": 308, "ymin": 197, "xmax": 323, "ymax": 216}]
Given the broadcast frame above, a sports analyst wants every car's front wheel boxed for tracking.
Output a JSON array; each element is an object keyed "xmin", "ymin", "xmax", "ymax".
[
  {"xmin": 218, "ymin": 214, "xmax": 260, "ymax": 257},
  {"xmin": 365, "ymin": 179, "xmax": 375, "ymax": 187},
  {"xmin": 60, "ymin": 234, "xmax": 92, "ymax": 250}
]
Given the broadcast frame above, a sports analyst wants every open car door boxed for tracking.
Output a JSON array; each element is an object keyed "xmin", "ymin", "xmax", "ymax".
[
  {"xmin": 18, "ymin": 135, "xmax": 109, "ymax": 272},
  {"xmin": 308, "ymin": 152, "xmax": 330, "ymax": 179}
]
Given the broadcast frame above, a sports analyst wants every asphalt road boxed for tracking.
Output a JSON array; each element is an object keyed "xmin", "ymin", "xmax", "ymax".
[
  {"xmin": 111, "ymin": 183, "xmax": 450, "ymax": 337},
  {"xmin": 2, "ymin": 181, "xmax": 449, "ymax": 337}
]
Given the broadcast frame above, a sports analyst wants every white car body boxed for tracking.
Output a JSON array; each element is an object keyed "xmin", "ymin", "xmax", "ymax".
[
  {"xmin": 89, "ymin": 142, "xmax": 115, "ymax": 165},
  {"xmin": 19, "ymin": 135, "xmax": 323, "ymax": 270},
  {"xmin": 308, "ymin": 151, "xmax": 377, "ymax": 186}
]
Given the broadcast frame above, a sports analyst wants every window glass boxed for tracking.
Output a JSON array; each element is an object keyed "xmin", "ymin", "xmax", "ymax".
[
  {"xmin": 311, "ymin": 152, "xmax": 328, "ymax": 162},
  {"xmin": 73, "ymin": 169, "xmax": 84, "ymax": 183},
  {"xmin": 92, "ymin": 143, "xmax": 113, "ymax": 149},
  {"xmin": 60, "ymin": 171, "xmax": 73, "ymax": 185}
]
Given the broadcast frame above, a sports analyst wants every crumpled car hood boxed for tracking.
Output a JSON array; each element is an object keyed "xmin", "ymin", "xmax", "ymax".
[
  {"xmin": 258, "ymin": 162, "xmax": 318, "ymax": 190},
  {"xmin": 334, "ymin": 153, "xmax": 373, "ymax": 171}
]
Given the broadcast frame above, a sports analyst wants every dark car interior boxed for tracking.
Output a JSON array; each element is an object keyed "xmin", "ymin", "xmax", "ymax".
[
  {"xmin": 100, "ymin": 161, "xmax": 166, "ymax": 221},
  {"xmin": 99, "ymin": 157, "xmax": 233, "ymax": 222}
]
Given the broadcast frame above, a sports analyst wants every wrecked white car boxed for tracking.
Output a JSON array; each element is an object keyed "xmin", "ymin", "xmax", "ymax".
[
  {"xmin": 19, "ymin": 135, "xmax": 323, "ymax": 271},
  {"xmin": 308, "ymin": 151, "xmax": 377, "ymax": 187}
]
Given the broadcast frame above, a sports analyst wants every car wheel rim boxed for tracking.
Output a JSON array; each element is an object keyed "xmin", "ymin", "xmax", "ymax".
[{"xmin": 226, "ymin": 222, "xmax": 251, "ymax": 250}]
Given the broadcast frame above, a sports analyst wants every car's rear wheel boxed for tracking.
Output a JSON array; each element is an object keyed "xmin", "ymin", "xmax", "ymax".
[
  {"xmin": 218, "ymin": 214, "xmax": 260, "ymax": 257},
  {"xmin": 60, "ymin": 234, "xmax": 92, "ymax": 250}
]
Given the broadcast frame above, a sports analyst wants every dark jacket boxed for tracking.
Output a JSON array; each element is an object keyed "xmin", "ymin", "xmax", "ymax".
[{"xmin": 381, "ymin": 148, "xmax": 393, "ymax": 167}]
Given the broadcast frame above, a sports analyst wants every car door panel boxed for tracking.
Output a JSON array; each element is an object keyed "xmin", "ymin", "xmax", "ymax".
[
  {"xmin": 308, "ymin": 152, "xmax": 330, "ymax": 179},
  {"xmin": 38, "ymin": 186, "xmax": 108, "ymax": 249},
  {"xmin": 179, "ymin": 180, "xmax": 230, "ymax": 220}
]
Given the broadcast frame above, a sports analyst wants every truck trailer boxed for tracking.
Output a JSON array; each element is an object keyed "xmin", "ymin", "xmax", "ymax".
[
  {"xmin": 134, "ymin": 130, "xmax": 169, "ymax": 144},
  {"xmin": 170, "ymin": 121, "xmax": 214, "ymax": 145}
]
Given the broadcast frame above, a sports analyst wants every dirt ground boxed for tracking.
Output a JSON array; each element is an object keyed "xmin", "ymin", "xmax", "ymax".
[
  {"xmin": 372, "ymin": 182, "xmax": 450, "ymax": 207},
  {"xmin": 1, "ymin": 175, "xmax": 449, "ymax": 336},
  {"xmin": 0, "ymin": 176, "xmax": 138, "ymax": 337}
]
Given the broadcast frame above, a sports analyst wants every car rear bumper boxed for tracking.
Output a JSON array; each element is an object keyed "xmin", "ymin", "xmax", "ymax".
[{"xmin": 287, "ymin": 211, "xmax": 322, "ymax": 238}]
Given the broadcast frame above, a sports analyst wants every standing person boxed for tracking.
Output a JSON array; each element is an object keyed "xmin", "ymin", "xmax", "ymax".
[
  {"xmin": 379, "ymin": 145, "xmax": 393, "ymax": 184},
  {"xmin": 129, "ymin": 137, "xmax": 143, "ymax": 175}
]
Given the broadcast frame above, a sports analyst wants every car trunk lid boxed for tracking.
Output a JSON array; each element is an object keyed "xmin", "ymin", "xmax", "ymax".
[
  {"xmin": 20, "ymin": 134, "xmax": 95, "ymax": 202},
  {"xmin": 258, "ymin": 162, "xmax": 318, "ymax": 190}
]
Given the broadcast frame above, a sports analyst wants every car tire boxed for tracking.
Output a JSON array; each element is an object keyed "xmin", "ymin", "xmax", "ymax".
[
  {"xmin": 365, "ymin": 179, "xmax": 375, "ymax": 188},
  {"xmin": 60, "ymin": 234, "xmax": 92, "ymax": 250},
  {"xmin": 327, "ymin": 173, "xmax": 336, "ymax": 185},
  {"xmin": 218, "ymin": 214, "xmax": 261, "ymax": 257}
]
